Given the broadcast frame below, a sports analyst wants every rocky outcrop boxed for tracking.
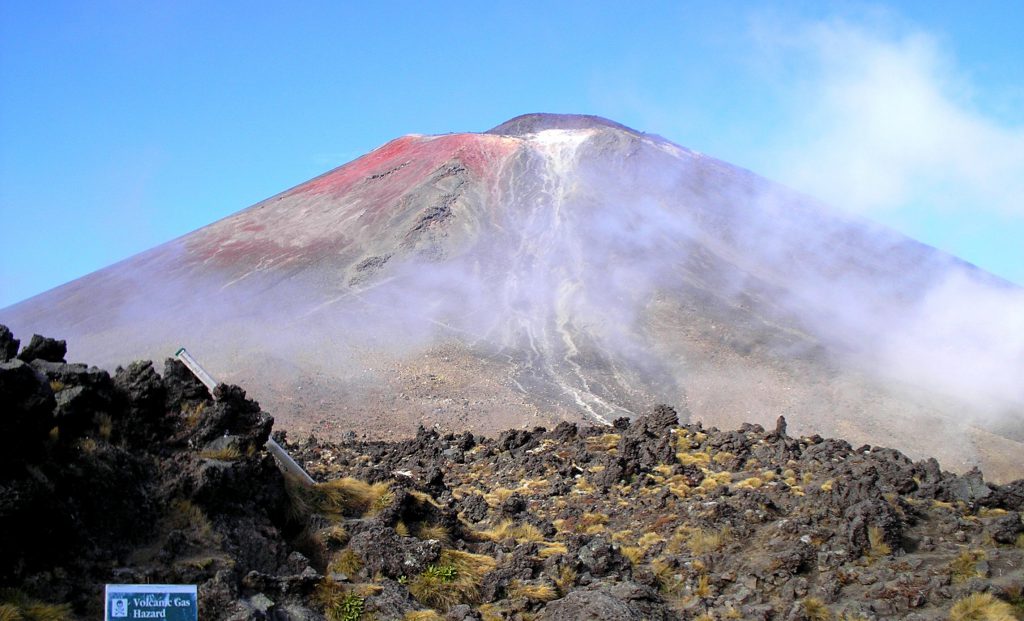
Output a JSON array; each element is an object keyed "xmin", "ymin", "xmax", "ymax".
[{"xmin": 2, "ymin": 324, "xmax": 1023, "ymax": 620}]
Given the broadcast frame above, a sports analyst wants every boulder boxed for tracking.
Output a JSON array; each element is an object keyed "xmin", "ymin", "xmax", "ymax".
[
  {"xmin": 536, "ymin": 581, "xmax": 671, "ymax": 621},
  {"xmin": 0, "ymin": 359, "xmax": 55, "ymax": 464},
  {"xmin": 0, "ymin": 324, "xmax": 19, "ymax": 361},
  {"xmin": 16, "ymin": 334, "xmax": 66, "ymax": 363}
]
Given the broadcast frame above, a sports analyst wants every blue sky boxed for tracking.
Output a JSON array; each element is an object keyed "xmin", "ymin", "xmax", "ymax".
[{"xmin": 1, "ymin": 1, "xmax": 1022, "ymax": 307}]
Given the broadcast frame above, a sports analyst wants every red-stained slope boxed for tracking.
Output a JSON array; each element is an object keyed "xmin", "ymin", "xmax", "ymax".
[{"xmin": 188, "ymin": 133, "xmax": 518, "ymax": 269}]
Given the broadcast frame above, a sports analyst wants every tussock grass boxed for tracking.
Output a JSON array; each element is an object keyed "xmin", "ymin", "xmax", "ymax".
[
  {"xmin": 697, "ymin": 471, "xmax": 732, "ymax": 492},
  {"xmin": 313, "ymin": 478, "xmax": 392, "ymax": 519},
  {"xmin": 802, "ymin": 597, "xmax": 832, "ymax": 621},
  {"xmin": 576, "ymin": 512, "xmax": 609, "ymax": 534},
  {"xmin": 949, "ymin": 592, "xmax": 1016, "ymax": 621},
  {"xmin": 586, "ymin": 433, "xmax": 621, "ymax": 452},
  {"xmin": 327, "ymin": 549, "xmax": 363, "ymax": 576},
  {"xmin": 507, "ymin": 580, "xmax": 557, "ymax": 602},
  {"xmin": 315, "ymin": 582, "xmax": 365, "ymax": 621},
  {"xmin": 96, "ymin": 413, "xmax": 113, "ymax": 439},
  {"xmin": 322, "ymin": 524, "xmax": 349, "ymax": 546},
  {"xmin": 166, "ymin": 499, "xmax": 214, "ymax": 540},
  {"xmin": 573, "ymin": 477, "xmax": 596, "ymax": 494},
  {"xmin": 652, "ymin": 464, "xmax": 675, "ymax": 476},
  {"xmin": 181, "ymin": 401, "xmax": 206, "ymax": 428},
  {"xmin": 712, "ymin": 451, "xmax": 735, "ymax": 466},
  {"xmin": 537, "ymin": 541, "xmax": 568, "ymax": 558},
  {"xmin": 651, "ymin": 557, "xmax": 683, "ymax": 595},
  {"xmin": 0, "ymin": 591, "xmax": 72, "ymax": 621},
  {"xmin": 638, "ymin": 531, "xmax": 664, "ymax": 550},
  {"xmin": 403, "ymin": 611, "xmax": 444, "ymax": 621},
  {"xmin": 478, "ymin": 520, "xmax": 545, "ymax": 543},
  {"xmin": 693, "ymin": 573, "xmax": 712, "ymax": 598},
  {"xmin": 408, "ymin": 549, "xmax": 496, "ymax": 611},
  {"xmin": 978, "ymin": 507, "xmax": 1008, "ymax": 517},
  {"xmin": 199, "ymin": 446, "xmax": 242, "ymax": 461},
  {"xmin": 416, "ymin": 523, "xmax": 451, "ymax": 545},
  {"xmin": 866, "ymin": 526, "xmax": 891, "ymax": 559},
  {"xmin": 621, "ymin": 546, "xmax": 644, "ymax": 565},
  {"xmin": 676, "ymin": 450, "xmax": 711, "ymax": 467},
  {"xmin": 669, "ymin": 526, "xmax": 730, "ymax": 556},
  {"xmin": 408, "ymin": 490, "xmax": 442, "ymax": 508},
  {"xmin": 483, "ymin": 487, "xmax": 517, "ymax": 508},
  {"xmin": 555, "ymin": 565, "xmax": 577, "ymax": 595},
  {"xmin": 949, "ymin": 549, "xmax": 988, "ymax": 583},
  {"xmin": 733, "ymin": 476, "xmax": 763, "ymax": 490}
]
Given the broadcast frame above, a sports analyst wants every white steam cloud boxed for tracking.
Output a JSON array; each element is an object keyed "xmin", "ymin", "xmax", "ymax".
[{"xmin": 753, "ymin": 19, "xmax": 1024, "ymax": 218}]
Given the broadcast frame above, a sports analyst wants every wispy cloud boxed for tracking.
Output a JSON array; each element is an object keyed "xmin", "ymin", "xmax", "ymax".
[{"xmin": 752, "ymin": 17, "xmax": 1024, "ymax": 218}]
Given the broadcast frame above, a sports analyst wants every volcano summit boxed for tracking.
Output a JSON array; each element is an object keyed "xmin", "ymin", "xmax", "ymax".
[{"xmin": 3, "ymin": 113, "xmax": 1022, "ymax": 480}]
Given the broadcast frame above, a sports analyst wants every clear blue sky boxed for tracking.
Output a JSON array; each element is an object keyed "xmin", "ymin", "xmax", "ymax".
[{"xmin": 2, "ymin": 1, "xmax": 1022, "ymax": 307}]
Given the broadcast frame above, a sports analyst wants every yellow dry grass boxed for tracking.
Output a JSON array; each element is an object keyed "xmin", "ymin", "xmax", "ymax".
[
  {"xmin": 309, "ymin": 478, "xmax": 392, "ymax": 520},
  {"xmin": 416, "ymin": 523, "xmax": 451, "ymax": 545},
  {"xmin": 948, "ymin": 592, "xmax": 1016, "ymax": 621},
  {"xmin": 403, "ymin": 611, "xmax": 445, "ymax": 621},
  {"xmin": 507, "ymin": 580, "xmax": 557, "ymax": 602},
  {"xmin": 586, "ymin": 433, "xmax": 621, "ymax": 452},
  {"xmin": 477, "ymin": 520, "xmax": 545, "ymax": 543}
]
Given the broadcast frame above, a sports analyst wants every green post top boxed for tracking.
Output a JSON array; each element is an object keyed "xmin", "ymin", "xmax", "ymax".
[{"xmin": 175, "ymin": 347, "xmax": 186, "ymax": 356}]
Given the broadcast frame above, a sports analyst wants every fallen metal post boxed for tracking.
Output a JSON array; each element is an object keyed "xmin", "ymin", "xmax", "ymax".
[
  {"xmin": 265, "ymin": 438, "xmax": 316, "ymax": 485},
  {"xmin": 174, "ymin": 347, "xmax": 316, "ymax": 486},
  {"xmin": 174, "ymin": 347, "xmax": 219, "ymax": 395}
]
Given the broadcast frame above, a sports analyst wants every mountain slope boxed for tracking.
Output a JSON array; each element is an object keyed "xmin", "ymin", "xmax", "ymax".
[{"xmin": 3, "ymin": 113, "xmax": 1021, "ymax": 480}]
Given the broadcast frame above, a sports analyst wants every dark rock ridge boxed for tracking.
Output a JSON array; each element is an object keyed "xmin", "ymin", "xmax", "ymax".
[
  {"xmin": 485, "ymin": 112, "xmax": 642, "ymax": 137},
  {"xmin": 1, "ymin": 325, "xmax": 1023, "ymax": 620}
]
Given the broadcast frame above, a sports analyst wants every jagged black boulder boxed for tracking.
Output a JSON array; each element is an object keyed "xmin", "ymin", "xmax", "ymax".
[
  {"xmin": 0, "ymin": 358, "xmax": 55, "ymax": 465},
  {"xmin": 16, "ymin": 333, "xmax": 66, "ymax": 363},
  {"xmin": 536, "ymin": 581, "xmax": 671, "ymax": 621},
  {"xmin": 0, "ymin": 324, "xmax": 19, "ymax": 361}
]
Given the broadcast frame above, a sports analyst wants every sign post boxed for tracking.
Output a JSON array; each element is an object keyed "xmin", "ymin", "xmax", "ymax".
[
  {"xmin": 174, "ymin": 347, "xmax": 315, "ymax": 486},
  {"xmin": 105, "ymin": 584, "xmax": 197, "ymax": 620}
]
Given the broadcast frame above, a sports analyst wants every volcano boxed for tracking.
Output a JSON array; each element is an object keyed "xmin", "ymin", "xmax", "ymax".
[{"xmin": 3, "ymin": 113, "xmax": 1022, "ymax": 480}]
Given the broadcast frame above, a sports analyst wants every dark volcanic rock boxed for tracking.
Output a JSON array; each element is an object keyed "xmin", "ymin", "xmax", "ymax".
[
  {"xmin": 536, "ymin": 581, "xmax": 670, "ymax": 621},
  {"xmin": 16, "ymin": 333, "xmax": 67, "ymax": 363},
  {"xmin": 0, "ymin": 324, "xmax": 19, "ymax": 361},
  {"xmin": 190, "ymin": 383, "xmax": 273, "ymax": 452},
  {"xmin": 163, "ymin": 357, "xmax": 213, "ymax": 408},
  {"xmin": 348, "ymin": 524, "xmax": 441, "ymax": 578},
  {"xmin": 0, "ymin": 358, "xmax": 55, "ymax": 465},
  {"xmin": 31, "ymin": 360, "xmax": 118, "ymax": 437}
]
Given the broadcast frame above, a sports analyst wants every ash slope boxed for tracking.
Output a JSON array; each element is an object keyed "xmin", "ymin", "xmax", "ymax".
[{"xmin": 2, "ymin": 113, "xmax": 1022, "ymax": 481}]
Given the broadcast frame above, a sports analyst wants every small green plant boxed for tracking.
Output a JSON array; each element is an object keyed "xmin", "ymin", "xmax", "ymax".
[
  {"xmin": 424, "ymin": 564, "xmax": 457, "ymax": 582},
  {"xmin": 316, "ymin": 582, "xmax": 366, "ymax": 621},
  {"xmin": 335, "ymin": 594, "xmax": 364, "ymax": 621},
  {"xmin": 408, "ymin": 550, "xmax": 496, "ymax": 611}
]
